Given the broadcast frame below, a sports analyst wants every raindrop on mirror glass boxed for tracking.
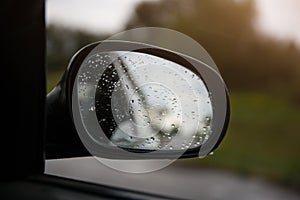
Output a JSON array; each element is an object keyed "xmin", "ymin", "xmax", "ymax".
[{"xmin": 89, "ymin": 106, "xmax": 95, "ymax": 111}]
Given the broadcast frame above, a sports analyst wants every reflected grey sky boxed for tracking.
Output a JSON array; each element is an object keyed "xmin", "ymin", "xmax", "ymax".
[{"xmin": 46, "ymin": 0, "xmax": 300, "ymax": 45}]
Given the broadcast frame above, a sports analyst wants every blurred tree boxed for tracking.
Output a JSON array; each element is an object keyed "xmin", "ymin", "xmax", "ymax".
[
  {"xmin": 47, "ymin": 25, "xmax": 107, "ymax": 71},
  {"xmin": 125, "ymin": 1, "xmax": 300, "ymax": 187},
  {"xmin": 125, "ymin": 0, "xmax": 300, "ymax": 101}
]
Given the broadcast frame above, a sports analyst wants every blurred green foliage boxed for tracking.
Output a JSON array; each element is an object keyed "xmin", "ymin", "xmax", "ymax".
[
  {"xmin": 126, "ymin": 0, "xmax": 300, "ymax": 103},
  {"xmin": 194, "ymin": 92, "xmax": 300, "ymax": 188},
  {"xmin": 46, "ymin": 0, "xmax": 300, "ymax": 188},
  {"xmin": 125, "ymin": 1, "xmax": 300, "ymax": 186},
  {"xmin": 47, "ymin": 25, "xmax": 107, "ymax": 71}
]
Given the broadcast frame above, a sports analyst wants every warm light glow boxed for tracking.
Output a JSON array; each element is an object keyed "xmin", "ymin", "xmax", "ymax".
[{"xmin": 47, "ymin": 0, "xmax": 300, "ymax": 45}]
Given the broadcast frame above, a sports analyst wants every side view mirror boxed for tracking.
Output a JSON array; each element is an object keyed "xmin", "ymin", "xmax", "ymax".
[{"xmin": 46, "ymin": 40, "xmax": 230, "ymax": 160}]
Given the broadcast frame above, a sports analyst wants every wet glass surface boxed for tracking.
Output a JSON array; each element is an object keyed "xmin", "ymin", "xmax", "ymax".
[{"xmin": 76, "ymin": 51, "xmax": 213, "ymax": 150}]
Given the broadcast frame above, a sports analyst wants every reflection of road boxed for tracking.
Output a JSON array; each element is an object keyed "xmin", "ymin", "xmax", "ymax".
[{"xmin": 46, "ymin": 157, "xmax": 300, "ymax": 200}]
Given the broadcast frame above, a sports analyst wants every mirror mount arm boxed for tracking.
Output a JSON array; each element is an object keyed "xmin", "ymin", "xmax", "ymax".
[{"xmin": 46, "ymin": 74, "xmax": 90, "ymax": 159}]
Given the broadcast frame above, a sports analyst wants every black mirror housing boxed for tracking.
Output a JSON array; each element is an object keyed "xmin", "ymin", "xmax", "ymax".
[{"xmin": 46, "ymin": 40, "xmax": 230, "ymax": 160}]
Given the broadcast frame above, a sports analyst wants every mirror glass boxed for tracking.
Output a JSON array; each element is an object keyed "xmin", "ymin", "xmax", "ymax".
[{"xmin": 75, "ymin": 51, "xmax": 213, "ymax": 151}]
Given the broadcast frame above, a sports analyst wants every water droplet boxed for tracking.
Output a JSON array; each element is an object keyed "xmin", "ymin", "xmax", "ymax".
[
  {"xmin": 89, "ymin": 106, "xmax": 95, "ymax": 111},
  {"xmin": 209, "ymin": 152, "xmax": 214, "ymax": 156}
]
